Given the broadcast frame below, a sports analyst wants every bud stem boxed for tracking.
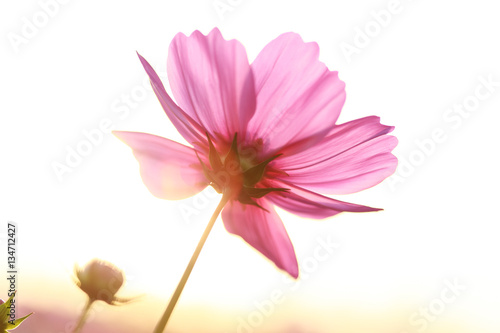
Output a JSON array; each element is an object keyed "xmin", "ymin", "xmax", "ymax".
[
  {"xmin": 73, "ymin": 297, "xmax": 94, "ymax": 333},
  {"xmin": 153, "ymin": 192, "xmax": 231, "ymax": 333}
]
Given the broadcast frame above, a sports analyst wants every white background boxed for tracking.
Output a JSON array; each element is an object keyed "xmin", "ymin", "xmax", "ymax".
[{"xmin": 1, "ymin": 0, "xmax": 499, "ymax": 332}]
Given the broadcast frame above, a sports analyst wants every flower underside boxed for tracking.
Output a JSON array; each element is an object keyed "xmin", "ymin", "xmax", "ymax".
[
  {"xmin": 197, "ymin": 133, "xmax": 288, "ymax": 210},
  {"xmin": 114, "ymin": 29, "xmax": 399, "ymax": 282}
]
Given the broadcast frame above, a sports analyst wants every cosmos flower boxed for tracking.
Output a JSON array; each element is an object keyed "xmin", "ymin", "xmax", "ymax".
[{"xmin": 114, "ymin": 28, "xmax": 397, "ymax": 278}]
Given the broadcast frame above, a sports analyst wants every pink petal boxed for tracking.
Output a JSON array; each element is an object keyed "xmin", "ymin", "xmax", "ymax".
[
  {"xmin": 168, "ymin": 28, "xmax": 256, "ymax": 141},
  {"xmin": 137, "ymin": 53, "xmax": 207, "ymax": 146},
  {"xmin": 222, "ymin": 200, "xmax": 298, "ymax": 278},
  {"xmin": 266, "ymin": 181, "xmax": 380, "ymax": 219},
  {"xmin": 276, "ymin": 117, "xmax": 398, "ymax": 194},
  {"xmin": 114, "ymin": 131, "xmax": 208, "ymax": 200},
  {"xmin": 247, "ymin": 32, "xmax": 346, "ymax": 154}
]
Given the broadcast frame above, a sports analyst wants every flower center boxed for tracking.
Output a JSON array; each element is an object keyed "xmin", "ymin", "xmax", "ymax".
[{"xmin": 197, "ymin": 133, "xmax": 288, "ymax": 209}]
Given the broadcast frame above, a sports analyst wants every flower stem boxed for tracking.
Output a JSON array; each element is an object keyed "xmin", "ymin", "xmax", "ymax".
[
  {"xmin": 73, "ymin": 297, "xmax": 94, "ymax": 333},
  {"xmin": 153, "ymin": 193, "xmax": 231, "ymax": 333}
]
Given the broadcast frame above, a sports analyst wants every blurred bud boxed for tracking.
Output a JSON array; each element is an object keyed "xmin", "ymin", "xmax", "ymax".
[
  {"xmin": 75, "ymin": 259, "xmax": 125, "ymax": 304},
  {"xmin": 0, "ymin": 292, "xmax": 32, "ymax": 332}
]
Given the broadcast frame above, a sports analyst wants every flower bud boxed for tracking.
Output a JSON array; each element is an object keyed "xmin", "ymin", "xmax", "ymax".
[{"xmin": 75, "ymin": 259, "xmax": 124, "ymax": 304}]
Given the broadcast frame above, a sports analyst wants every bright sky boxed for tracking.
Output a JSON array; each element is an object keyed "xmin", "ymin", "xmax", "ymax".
[{"xmin": 1, "ymin": 1, "xmax": 500, "ymax": 332}]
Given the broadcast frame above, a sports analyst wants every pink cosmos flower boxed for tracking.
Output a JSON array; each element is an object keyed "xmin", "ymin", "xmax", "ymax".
[{"xmin": 114, "ymin": 28, "xmax": 397, "ymax": 278}]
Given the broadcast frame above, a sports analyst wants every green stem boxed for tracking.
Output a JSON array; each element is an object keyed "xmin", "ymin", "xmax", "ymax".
[
  {"xmin": 153, "ymin": 193, "xmax": 231, "ymax": 333},
  {"xmin": 73, "ymin": 297, "xmax": 94, "ymax": 333}
]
